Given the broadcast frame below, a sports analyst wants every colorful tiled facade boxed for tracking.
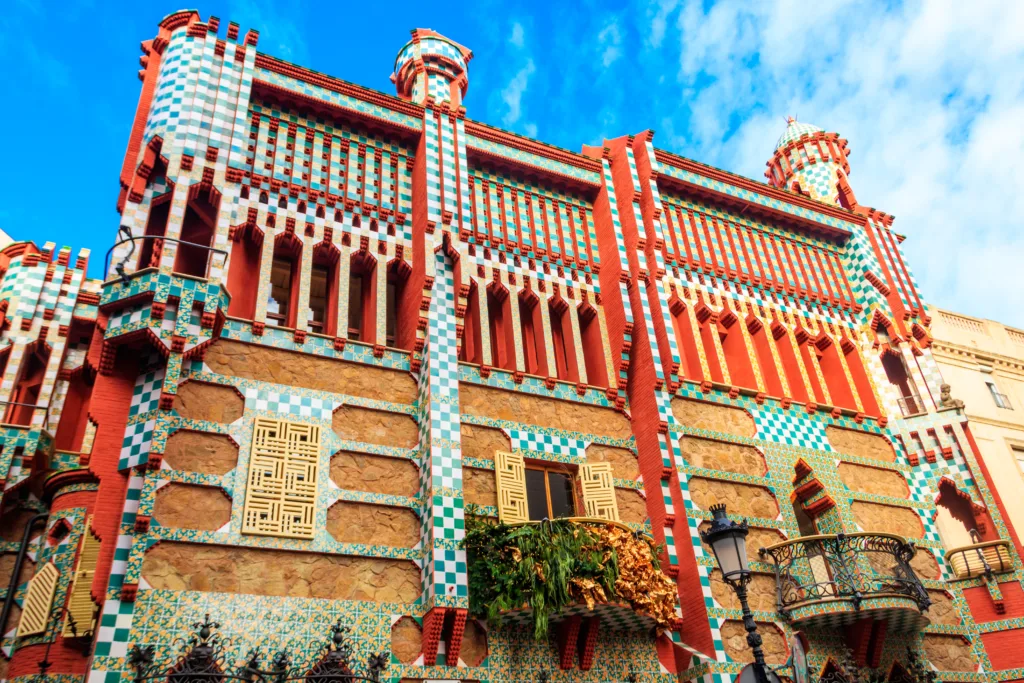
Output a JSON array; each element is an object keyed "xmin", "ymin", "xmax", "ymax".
[{"xmin": 2, "ymin": 11, "xmax": 1024, "ymax": 683}]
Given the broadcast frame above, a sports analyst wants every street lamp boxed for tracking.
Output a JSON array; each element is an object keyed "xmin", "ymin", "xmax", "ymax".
[{"xmin": 700, "ymin": 504, "xmax": 774, "ymax": 683}]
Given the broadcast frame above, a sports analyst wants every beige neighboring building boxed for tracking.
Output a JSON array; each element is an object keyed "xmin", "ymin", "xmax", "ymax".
[
  {"xmin": 0, "ymin": 228, "xmax": 12, "ymax": 250},
  {"xmin": 930, "ymin": 306, "xmax": 1024, "ymax": 540}
]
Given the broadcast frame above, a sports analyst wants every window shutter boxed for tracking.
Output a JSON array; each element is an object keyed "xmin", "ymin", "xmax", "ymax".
[
  {"xmin": 18, "ymin": 562, "xmax": 60, "ymax": 637},
  {"xmin": 579, "ymin": 463, "xmax": 620, "ymax": 522},
  {"xmin": 242, "ymin": 418, "xmax": 321, "ymax": 539},
  {"xmin": 494, "ymin": 451, "xmax": 528, "ymax": 524},
  {"xmin": 63, "ymin": 518, "xmax": 101, "ymax": 637}
]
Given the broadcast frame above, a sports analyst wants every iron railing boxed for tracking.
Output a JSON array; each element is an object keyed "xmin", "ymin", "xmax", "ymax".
[
  {"xmin": 759, "ymin": 533, "xmax": 931, "ymax": 617},
  {"xmin": 104, "ymin": 229, "xmax": 228, "ymax": 284},
  {"xmin": 896, "ymin": 395, "xmax": 927, "ymax": 417},
  {"xmin": 945, "ymin": 536, "xmax": 1013, "ymax": 579},
  {"xmin": 128, "ymin": 615, "xmax": 387, "ymax": 683}
]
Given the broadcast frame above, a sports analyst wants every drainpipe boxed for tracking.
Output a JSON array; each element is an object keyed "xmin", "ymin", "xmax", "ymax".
[{"xmin": 0, "ymin": 513, "xmax": 48, "ymax": 636}]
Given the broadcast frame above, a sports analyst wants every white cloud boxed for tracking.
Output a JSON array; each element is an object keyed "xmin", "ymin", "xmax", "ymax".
[
  {"xmin": 650, "ymin": 0, "xmax": 1024, "ymax": 326},
  {"xmin": 510, "ymin": 21, "xmax": 525, "ymax": 49},
  {"xmin": 501, "ymin": 59, "xmax": 536, "ymax": 127},
  {"xmin": 598, "ymin": 19, "xmax": 623, "ymax": 67}
]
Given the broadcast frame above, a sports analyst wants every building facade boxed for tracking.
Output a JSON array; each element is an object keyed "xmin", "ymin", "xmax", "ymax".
[
  {"xmin": 2, "ymin": 11, "xmax": 1024, "ymax": 683},
  {"xmin": 928, "ymin": 307, "xmax": 1024, "ymax": 553}
]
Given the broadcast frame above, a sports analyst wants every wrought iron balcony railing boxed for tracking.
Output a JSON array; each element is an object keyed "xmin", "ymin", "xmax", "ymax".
[
  {"xmin": 759, "ymin": 533, "xmax": 931, "ymax": 628},
  {"xmin": 945, "ymin": 539, "xmax": 1013, "ymax": 579},
  {"xmin": 897, "ymin": 394, "xmax": 927, "ymax": 417}
]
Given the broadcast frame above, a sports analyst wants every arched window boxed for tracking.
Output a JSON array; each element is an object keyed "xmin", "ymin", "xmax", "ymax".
[
  {"xmin": 486, "ymin": 283, "xmax": 515, "ymax": 371},
  {"xmin": 4, "ymin": 342, "xmax": 51, "ymax": 426},
  {"xmin": 934, "ymin": 480, "xmax": 980, "ymax": 551},
  {"xmin": 348, "ymin": 252, "xmax": 377, "ymax": 342},
  {"xmin": 267, "ymin": 234, "xmax": 302, "ymax": 328},
  {"xmin": 174, "ymin": 188, "xmax": 219, "ymax": 278},
  {"xmin": 226, "ymin": 226, "xmax": 263, "ymax": 320},
  {"xmin": 386, "ymin": 259, "xmax": 412, "ymax": 349},
  {"xmin": 137, "ymin": 196, "xmax": 170, "ymax": 271},
  {"xmin": 668, "ymin": 298, "xmax": 700, "ymax": 382},
  {"xmin": 518, "ymin": 290, "xmax": 547, "ymax": 377},
  {"xmin": 459, "ymin": 280, "xmax": 483, "ymax": 365},
  {"xmin": 578, "ymin": 302, "xmax": 608, "ymax": 387},
  {"xmin": 548, "ymin": 297, "xmax": 578, "ymax": 383},
  {"xmin": 881, "ymin": 349, "xmax": 923, "ymax": 415},
  {"xmin": 718, "ymin": 307, "xmax": 757, "ymax": 390},
  {"xmin": 308, "ymin": 243, "xmax": 340, "ymax": 336}
]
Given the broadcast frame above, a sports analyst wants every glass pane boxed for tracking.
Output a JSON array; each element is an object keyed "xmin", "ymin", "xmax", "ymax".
[
  {"xmin": 348, "ymin": 274, "xmax": 363, "ymax": 339},
  {"xmin": 548, "ymin": 472, "xmax": 574, "ymax": 519},
  {"xmin": 309, "ymin": 264, "xmax": 329, "ymax": 327},
  {"xmin": 525, "ymin": 469, "xmax": 549, "ymax": 521},
  {"xmin": 269, "ymin": 257, "xmax": 292, "ymax": 320}
]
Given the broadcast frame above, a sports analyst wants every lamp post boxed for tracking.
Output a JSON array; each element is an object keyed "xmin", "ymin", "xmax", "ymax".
[{"xmin": 700, "ymin": 503, "xmax": 773, "ymax": 683}]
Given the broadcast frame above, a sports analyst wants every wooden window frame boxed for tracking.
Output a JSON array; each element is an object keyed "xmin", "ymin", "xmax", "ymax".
[{"xmin": 525, "ymin": 462, "xmax": 578, "ymax": 520}]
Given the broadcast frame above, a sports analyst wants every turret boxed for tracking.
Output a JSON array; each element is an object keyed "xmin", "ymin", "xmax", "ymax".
[
  {"xmin": 765, "ymin": 117, "xmax": 856, "ymax": 208},
  {"xmin": 391, "ymin": 28, "xmax": 472, "ymax": 107}
]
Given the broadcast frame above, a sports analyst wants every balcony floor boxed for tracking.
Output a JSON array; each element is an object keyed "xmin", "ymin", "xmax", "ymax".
[
  {"xmin": 787, "ymin": 594, "xmax": 930, "ymax": 632},
  {"xmin": 499, "ymin": 601, "xmax": 659, "ymax": 631}
]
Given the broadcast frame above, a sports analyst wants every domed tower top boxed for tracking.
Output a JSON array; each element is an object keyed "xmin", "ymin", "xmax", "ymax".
[
  {"xmin": 765, "ymin": 117, "xmax": 855, "ymax": 208},
  {"xmin": 391, "ymin": 29, "xmax": 473, "ymax": 108}
]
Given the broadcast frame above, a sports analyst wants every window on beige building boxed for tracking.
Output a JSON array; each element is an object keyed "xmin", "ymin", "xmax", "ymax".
[
  {"xmin": 1013, "ymin": 447, "xmax": 1024, "ymax": 477},
  {"xmin": 987, "ymin": 381, "xmax": 1012, "ymax": 409}
]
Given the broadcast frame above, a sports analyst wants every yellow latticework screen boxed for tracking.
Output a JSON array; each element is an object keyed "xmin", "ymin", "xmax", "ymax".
[
  {"xmin": 18, "ymin": 562, "xmax": 59, "ymax": 637},
  {"xmin": 63, "ymin": 517, "xmax": 101, "ymax": 637},
  {"xmin": 494, "ymin": 451, "xmax": 529, "ymax": 524},
  {"xmin": 579, "ymin": 463, "xmax": 620, "ymax": 522},
  {"xmin": 242, "ymin": 418, "xmax": 321, "ymax": 539}
]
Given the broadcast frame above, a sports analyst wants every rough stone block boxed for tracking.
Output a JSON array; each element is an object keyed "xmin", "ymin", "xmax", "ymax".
[
  {"xmin": 142, "ymin": 543, "xmax": 421, "ymax": 603},
  {"xmin": 162, "ymin": 431, "xmax": 239, "ymax": 475},
  {"xmin": 173, "ymin": 381, "xmax": 244, "ymax": 424},
  {"xmin": 826, "ymin": 426, "xmax": 895, "ymax": 462},
  {"xmin": 922, "ymin": 634, "xmax": 975, "ymax": 672},
  {"xmin": 330, "ymin": 451, "xmax": 419, "ymax": 497},
  {"xmin": 153, "ymin": 484, "xmax": 232, "ymax": 531},
  {"xmin": 326, "ymin": 501, "xmax": 420, "ymax": 548},
  {"xmin": 852, "ymin": 501, "xmax": 922, "ymax": 539},
  {"xmin": 839, "ymin": 462, "xmax": 908, "ymax": 498},
  {"xmin": 679, "ymin": 436, "xmax": 766, "ymax": 477},
  {"xmin": 461, "ymin": 384, "xmax": 631, "ymax": 438},
  {"xmin": 204, "ymin": 340, "xmax": 417, "ymax": 403},
  {"xmin": 689, "ymin": 478, "xmax": 779, "ymax": 520},
  {"xmin": 671, "ymin": 398, "xmax": 755, "ymax": 438},
  {"xmin": 332, "ymin": 406, "xmax": 419, "ymax": 448},
  {"xmin": 586, "ymin": 444, "xmax": 639, "ymax": 480}
]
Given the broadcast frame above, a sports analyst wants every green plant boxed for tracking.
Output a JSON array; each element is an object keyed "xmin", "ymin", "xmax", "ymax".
[{"xmin": 463, "ymin": 511, "xmax": 675, "ymax": 641}]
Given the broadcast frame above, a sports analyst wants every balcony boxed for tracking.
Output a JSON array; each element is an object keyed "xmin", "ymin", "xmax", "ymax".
[
  {"xmin": 945, "ymin": 540, "xmax": 1013, "ymax": 579},
  {"xmin": 463, "ymin": 516, "xmax": 679, "ymax": 641},
  {"xmin": 897, "ymin": 394, "xmax": 927, "ymax": 417},
  {"xmin": 760, "ymin": 533, "xmax": 931, "ymax": 631}
]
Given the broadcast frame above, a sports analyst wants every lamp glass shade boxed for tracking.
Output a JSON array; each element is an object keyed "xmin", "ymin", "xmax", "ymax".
[{"xmin": 712, "ymin": 531, "xmax": 748, "ymax": 580}]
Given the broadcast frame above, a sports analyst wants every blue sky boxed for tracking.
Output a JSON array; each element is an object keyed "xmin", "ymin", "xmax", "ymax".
[{"xmin": 2, "ymin": 0, "xmax": 1022, "ymax": 324}]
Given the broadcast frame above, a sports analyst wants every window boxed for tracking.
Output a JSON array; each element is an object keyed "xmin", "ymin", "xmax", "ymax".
[
  {"xmin": 1013, "ymin": 447, "xmax": 1024, "ymax": 476},
  {"xmin": 267, "ymin": 234, "xmax": 302, "ymax": 328},
  {"xmin": 494, "ymin": 452, "xmax": 619, "ymax": 525},
  {"xmin": 308, "ymin": 243, "xmax": 340, "ymax": 336},
  {"xmin": 348, "ymin": 252, "xmax": 377, "ymax": 342},
  {"xmin": 525, "ymin": 465, "xmax": 576, "ymax": 521},
  {"xmin": 988, "ymin": 381, "xmax": 1012, "ymax": 409}
]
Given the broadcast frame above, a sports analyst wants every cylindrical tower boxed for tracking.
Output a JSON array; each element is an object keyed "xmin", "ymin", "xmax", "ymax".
[
  {"xmin": 391, "ymin": 28, "xmax": 472, "ymax": 107},
  {"xmin": 765, "ymin": 117, "xmax": 855, "ymax": 208}
]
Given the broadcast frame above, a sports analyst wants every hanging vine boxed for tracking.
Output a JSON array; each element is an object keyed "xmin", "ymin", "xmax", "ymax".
[{"xmin": 463, "ymin": 512, "xmax": 678, "ymax": 640}]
